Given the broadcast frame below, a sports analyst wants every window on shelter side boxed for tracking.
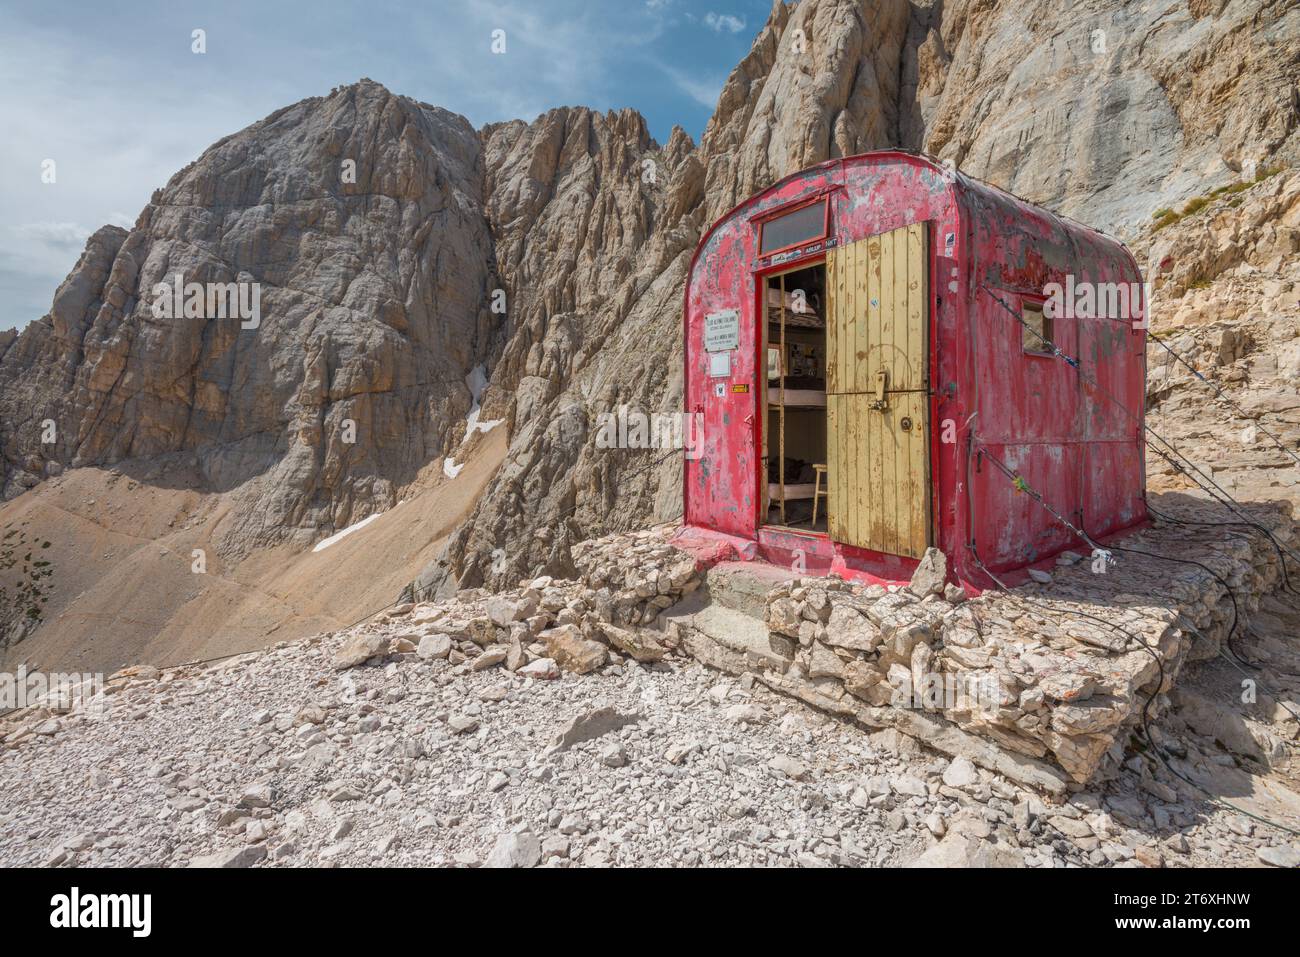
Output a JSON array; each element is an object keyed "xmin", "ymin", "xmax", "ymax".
[{"xmin": 1022, "ymin": 300, "xmax": 1054, "ymax": 355}]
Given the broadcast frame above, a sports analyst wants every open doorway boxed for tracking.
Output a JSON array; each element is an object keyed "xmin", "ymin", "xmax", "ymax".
[{"xmin": 762, "ymin": 260, "xmax": 828, "ymax": 532}]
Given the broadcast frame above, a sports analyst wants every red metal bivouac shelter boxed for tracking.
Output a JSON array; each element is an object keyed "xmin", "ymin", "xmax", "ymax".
[{"xmin": 679, "ymin": 151, "xmax": 1147, "ymax": 590}]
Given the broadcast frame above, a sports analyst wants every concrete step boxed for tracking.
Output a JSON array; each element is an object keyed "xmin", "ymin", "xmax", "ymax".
[
  {"xmin": 659, "ymin": 586, "xmax": 788, "ymax": 675},
  {"xmin": 691, "ymin": 603, "xmax": 773, "ymax": 659},
  {"xmin": 704, "ymin": 561, "xmax": 797, "ymax": 619}
]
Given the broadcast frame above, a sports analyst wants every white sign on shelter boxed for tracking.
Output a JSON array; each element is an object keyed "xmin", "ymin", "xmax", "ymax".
[{"xmin": 704, "ymin": 309, "xmax": 739, "ymax": 352}]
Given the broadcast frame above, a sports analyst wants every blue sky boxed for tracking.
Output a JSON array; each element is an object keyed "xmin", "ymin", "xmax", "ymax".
[{"xmin": 0, "ymin": 0, "xmax": 772, "ymax": 331}]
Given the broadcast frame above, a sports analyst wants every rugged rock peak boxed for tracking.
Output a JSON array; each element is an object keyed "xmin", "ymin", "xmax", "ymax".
[
  {"xmin": 483, "ymin": 105, "xmax": 661, "ymax": 318},
  {"xmin": 427, "ymin": 103, "xmax": 701, "ymax": 594},
  {"xmin": 699, "ymin": 0, "xmax": 912, "ymax": 221},
  {"xmin": 479, "ymin": 105, "xmax": 690, "ymax": 411},
  {"xmin": 0, "ymin": 78, "xmax": 502, "ymax": 552},
  {"xmin": 911, "ymin": 0, "xmax": 1300, "ymax": 236}
]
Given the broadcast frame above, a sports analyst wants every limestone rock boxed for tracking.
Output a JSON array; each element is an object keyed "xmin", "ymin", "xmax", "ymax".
[
  {"xmin": 332, "ymin": 633, "xmax": 390, "ymax": 671},
  {"xmin": 823, "ymin": 604, "xmax": 883, "ymax": 652},
  {"xmin": 910, "ymin": 833, "xmax": 1024, "ymax": 868},
  {"xmin": 768, "ymin": 754, "xmax": 809, "ymax": 781},
  {"xmin": 416, "ymin": 634, "xmax": 452, "ymax": 660},
  {"xmin": 188, "ymin": 845, "xmax": 267, "ymax": 869},
  {"xmin": 595, "ymin": 622, "xmax": 666, "ymax": 663},
  {"xmin": 485, "ymin": 831, "xmax": 541, "ymax": 869},
  {"xmin": 941, "ymin": 756, "xmax": 979, "ymax": 789},
  {"xmin": 541, "ymin": 626, "xmax": 608, "ymax": 675},
  {"xmin": 908, "ymin": 547, "xmax": 947, "ymax": 597}
]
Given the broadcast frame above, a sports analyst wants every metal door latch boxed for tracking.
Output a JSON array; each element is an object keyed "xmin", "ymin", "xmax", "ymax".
[{"xmin": 869, "ymin": 368, "xmax": 889, "ymax": 411}]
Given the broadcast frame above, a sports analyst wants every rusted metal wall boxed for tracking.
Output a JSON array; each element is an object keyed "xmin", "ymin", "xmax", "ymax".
[{"xmin": 682, "ymin": 151, "xmax": 1146, "ymax": 588}]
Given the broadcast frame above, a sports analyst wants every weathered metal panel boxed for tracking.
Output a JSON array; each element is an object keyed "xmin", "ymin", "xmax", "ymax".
[{"xmin": 960, "ymin": 178, "xmax": 1147, "ymax": 576}]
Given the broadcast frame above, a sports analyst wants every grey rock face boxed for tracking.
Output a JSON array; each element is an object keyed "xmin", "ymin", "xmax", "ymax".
[
  {"xmin": 910, "ymin": 0, "xmax": 1300, "ymax": 237},
  {"xmin": 1, "ymin": 79, "xmax": 501, "ymax": 555}
]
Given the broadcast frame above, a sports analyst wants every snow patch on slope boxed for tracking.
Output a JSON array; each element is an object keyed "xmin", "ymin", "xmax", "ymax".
[
  {"xmin": 442, "ymin": 366, "xmax": 501, "ymax": 483},
  {"xmin": 312, "ymin": 512, "xmax": 383, "ymax": 552},
  {"xmin": 462, "ymin": 365, "xmax": 502, "ymax": 441}
]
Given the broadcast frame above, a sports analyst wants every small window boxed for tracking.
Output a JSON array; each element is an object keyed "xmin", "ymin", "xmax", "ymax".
[
  {"xmin": 759, "ymin": 200, "xmax": 827, "ymax": 256},
  {"xmin": 1022, "ymin": 300, "xmax": 1054, "ymax": 354}
]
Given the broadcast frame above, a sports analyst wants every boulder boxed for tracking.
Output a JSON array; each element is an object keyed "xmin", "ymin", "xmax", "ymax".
[
  {"xmin": 767, "ymin": 597, "xmax": 803, "ymax": 637},
  {"xmin": 518, "ymin": 658, "xmax": 560, "ymax": 680},
  {"xmin": 331, "ymin": 632, "xmax": 390, "ymax": 670},
  {"xmin": 596, "ymin": 622, "xmax": 666, "ymax": 663},
  {"xmin": 485, "ymin": 831, "xmax": 541, "ymax": 868},
  {"xmin": 768, "ymin": 754, "xmax": 809, "ymax": 781},
  {"xmin": 807, "ymin": 641, "xmax": 846, "ymax": 680},
  {"xmin": 908, "ymin": 547, "xmax": 947, "ymax": 597},
  {"xmin": 188, "ymin": 845, "xmax": 268, "ymax": 868},
  {"xmin": 823, "ymin": 604, "xmax": 883, "ymax": 652},
  {"xmin": 470, "ymin": 647, "xmax": 508, "ymax": 672},
  {"xmin": 486, "ymin": 594, "xmax": 538, "ymax": 627},
  {"xmin": 941, "ymin": 756, "xmax": 980, "ymax": 789},
  {"xmin": 238, "ymin": 783, "xmax": 276, "ymax": 809},
  {"xmin": 416, "ymin": 633, "xmax": 452, "ymax": 660},
  {"xmin": 541, "ymin": 625, "xmax": 608, "ymax": 675},
  {"xmin": 910, "ymin": 833, "xmax": 1024, "ymax": 868}
]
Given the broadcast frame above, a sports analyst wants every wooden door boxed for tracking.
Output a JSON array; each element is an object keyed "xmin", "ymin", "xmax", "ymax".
[{"xmin": 825, "ymin": 223, "xmax": 930, "ymax": 558}]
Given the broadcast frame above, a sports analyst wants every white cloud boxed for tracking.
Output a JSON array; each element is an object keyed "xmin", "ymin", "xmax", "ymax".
[
  {"xmin": 13, "ymin": 221, "xmax": 92, "ymax": 251},
  {"xmin": 704, "ymin": 12, "xmax": 746, "ymax": 34},
  {"xmin": 0, "ymin": 23, "xmax": 278, "ymax": 331},
  {"xmin": 653, "ymin": 60, "xmax": 725, "ymax": 110}
]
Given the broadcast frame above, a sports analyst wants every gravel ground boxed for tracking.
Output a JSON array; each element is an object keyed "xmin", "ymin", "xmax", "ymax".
[{"xmin": 2, "ymin": 622, "xmax": 1298, "ymax": 868}]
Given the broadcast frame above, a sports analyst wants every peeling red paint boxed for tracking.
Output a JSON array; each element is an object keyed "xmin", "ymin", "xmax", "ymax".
[{"xmin": 681, "ymin": 151, "xmax": 1147, "ymax": 589}]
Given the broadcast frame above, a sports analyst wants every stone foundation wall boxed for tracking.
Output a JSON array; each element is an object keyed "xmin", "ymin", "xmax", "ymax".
[
  {"xmin": 324, "ymin": 504, "xmax": 1294, "ymax": 797},
  {"xmin": 581, "ymin": 502, "xmax": 1294, "ymax": 793}
]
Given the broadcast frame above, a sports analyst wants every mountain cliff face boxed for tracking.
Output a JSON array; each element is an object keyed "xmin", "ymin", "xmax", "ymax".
[
  {"xmin": 911, "ymin": 0, "xmax": 1298, "ymax": 232},
  {"xmin": 0, "ymin": 81, "xmax": 501, "ymax": 553},
  {"xmin": 1, "ymin": 0, "xmax": 1296, "ymax": 648}
]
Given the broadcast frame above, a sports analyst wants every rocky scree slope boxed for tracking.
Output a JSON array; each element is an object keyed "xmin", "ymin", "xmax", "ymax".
[{"xmin": 4, "ymin": 528, "xmax": 1300, "ymax": 868}]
